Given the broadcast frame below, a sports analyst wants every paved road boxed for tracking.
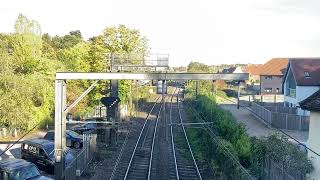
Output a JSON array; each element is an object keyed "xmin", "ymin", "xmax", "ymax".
[{"xmin": 217, "ymin": 98, "xmax": 308, "ymax": 143}]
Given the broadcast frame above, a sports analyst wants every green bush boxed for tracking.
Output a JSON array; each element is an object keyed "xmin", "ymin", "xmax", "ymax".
[{"xmin": 184, "ymin": 87, "xmax": 313, "ymax": 178}]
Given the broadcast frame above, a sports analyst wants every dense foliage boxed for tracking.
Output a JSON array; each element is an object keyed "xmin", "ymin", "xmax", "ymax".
[
  {"xmin": 0, "ymin": 14, "xmax": 149, "ymax": 131},
  {"xmin": 184, "ymin": 84, "xmax": 313, "ymax": 179}
]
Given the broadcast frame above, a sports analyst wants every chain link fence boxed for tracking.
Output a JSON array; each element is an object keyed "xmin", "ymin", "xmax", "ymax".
[{"xmin": 65, "ymin": 133, "xmax": 97, "ymax": 180}]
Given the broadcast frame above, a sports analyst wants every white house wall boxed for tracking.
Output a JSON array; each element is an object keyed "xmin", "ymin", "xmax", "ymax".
[
  {"xmin": 284, "ymin": 86, "xmax": 320, "ymax": 115},
  {"xmin": 296, "ymin": 86, "xmax": 320, "ymax": 102},
  {"xmin": 233, "ymin": 67, "xmax": 243, "ymax": 73},
  {"xmin": 308, "ymin": 111, "xmax": 320, "ymax": 179}
]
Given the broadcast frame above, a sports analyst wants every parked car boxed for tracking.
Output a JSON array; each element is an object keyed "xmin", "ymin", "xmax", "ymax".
[
  {"xmin": 43, "ymin": 130, "xmax": 83, "ymax": 148},
  {"xmin": 0, "ymin": 158, "xmax": 53, "ymax": 180},
  {"xmin": 21, "ymin": 139, "xmax": 74, "ymax": 174},
  {"xmin": 71, "ymin": 122, "xmax": 97, "ymax": 135}
]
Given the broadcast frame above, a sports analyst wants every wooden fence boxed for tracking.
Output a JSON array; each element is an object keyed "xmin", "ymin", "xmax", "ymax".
[{"xmin": 251, "ymin": 102, "xmax": 309, "ymax": 131}]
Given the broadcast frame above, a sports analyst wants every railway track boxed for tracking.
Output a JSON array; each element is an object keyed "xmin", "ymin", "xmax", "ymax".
[
  {"xmin": 109, "ymin": 96, "xmax": 162, "ymax": 180},
  {"xmin": 122, "ymin": 95, "xmax": 164, "ymax": 180},
  {"xmin": 109, "ymin": 87, "xmax": 203, "ymax": 180},
  {"xmin": 168, "ymin": 88, "xmax": 202, "ymax": 180}
]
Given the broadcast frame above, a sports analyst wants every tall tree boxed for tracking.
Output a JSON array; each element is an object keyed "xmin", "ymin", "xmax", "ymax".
[
  {"xmin": 10, "ymin": 14, "xmax": 43, "ymax": 74},
  {"xmin": 51, "ymin": 30, "xmax": 83, "ymax": 50},
  {"xmin": 87, "ymin": 35, "xmax": 109, "ymax": 72},
  {"xmin": 103, "ymin": 25, "xmax": 148, "ymax": 60},
  {"xmin": 41, "ymin": 33, "xmax": 57, "ymax": 59},
  {"xmin": 15, "ymin": 14, "xmax": 41, "ymax": 35}
]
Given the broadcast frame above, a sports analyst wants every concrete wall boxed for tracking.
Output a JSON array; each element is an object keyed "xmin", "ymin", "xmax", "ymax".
[
  {"xmin": 260, "ymin": 75, "xmax": 283, "ymax": 94},
  {"xmin": 308, "ymin": 111, "xmax": 320, "ymax": 180}
]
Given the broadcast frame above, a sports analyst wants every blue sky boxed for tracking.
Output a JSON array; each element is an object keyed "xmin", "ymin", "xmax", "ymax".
[{"xmin": 1, "ymin": 0, "xmax": 320, "ymax": 66}]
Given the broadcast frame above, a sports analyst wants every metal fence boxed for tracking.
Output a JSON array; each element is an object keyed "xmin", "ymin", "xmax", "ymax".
[
  {"xmin": 264, "ymin": 105, "xmax": 297, "ymax": 114},
  {"xmin": 262, "ymin": 155, "xmax": 306, "ymax": 180},
  {"xmin": 251, "ymin": 102, "xmax": 309, "ymax": 131},
  {"xmin": 109, "ymin": 53, "xmax": 169, "ymax": 67},
  {"xmin": 93, "ymin": 106, "xmax": 107, "ymax": 118},
  {"xmin": 65, "ymin": 133, "xmax": 97, "ymax": 180}
]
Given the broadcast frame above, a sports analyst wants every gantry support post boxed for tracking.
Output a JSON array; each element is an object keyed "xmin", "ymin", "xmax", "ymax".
[
  {"xmin": 237, "ymin": 81, "xmax": 241, "ymax": 109},
  {"xmin": 54, "ymin": 80, "xmax": 67, "ymax": 180},
  {"xmin": 129, "ymin": 80, "xmax": 132, "ymax": 118}
]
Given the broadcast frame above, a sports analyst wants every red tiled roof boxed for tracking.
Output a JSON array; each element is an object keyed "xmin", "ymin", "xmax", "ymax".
[
  {"xmin": 288, "ymin": 58, "xmax": 320, "ymax": 86},
  {"xmin": 245, "ymin": 64, "xmax": 262, "ymax": 75},
  {"xmin": 259, "ymin": 58, "xmax": 288, "ymax": 76}
]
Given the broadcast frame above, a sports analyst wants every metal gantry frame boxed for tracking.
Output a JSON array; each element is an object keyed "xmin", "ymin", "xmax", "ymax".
[{"xmin": 54, "ymin": 72, "xmax": 248, "ymax": 180}]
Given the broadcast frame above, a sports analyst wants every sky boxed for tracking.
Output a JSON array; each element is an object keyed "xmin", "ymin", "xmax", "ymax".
[{"xmin": 1, "ymin": 0, "xmax": 320, "ymax": 66}]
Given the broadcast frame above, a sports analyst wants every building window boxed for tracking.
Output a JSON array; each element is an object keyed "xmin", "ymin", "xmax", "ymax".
[
  {"xmin": 276, "ymin": 88, "xmax": 279, "ymax": 93},
  {"xmin": 304, "ymin": 71, "xmax": 311, "ymax": 78},
  {"xmin": 264, "ymin": 88, "xmax": 272, "ymax": 93},
  {"xmin": 265, "ymin": 76, "xmax": 272, "ymax": 80}
]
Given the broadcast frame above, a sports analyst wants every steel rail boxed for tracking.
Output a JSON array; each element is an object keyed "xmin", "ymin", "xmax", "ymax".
[
  {"xmin": 147, "ymin": 104, "xmax": 163, "ymax": 179},
  {"xmin": 109, "ymin": 95, "xmax": 160, "ymax": 180},
  {"xmin": 169, "ymin": 88, "xmax": 180, "ymax": 180},
  {"xmin": 123, "ymin": 96, "xmax": 161, "ymax": 180},
  {"xmin": 177, "ymin": 91, "xmax": 203, "ymax": 180}
]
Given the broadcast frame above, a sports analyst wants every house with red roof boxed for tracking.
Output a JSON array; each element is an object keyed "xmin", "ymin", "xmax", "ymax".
[
  {"xmin": 244, "ymin": 64, "xmax": 261, "ymax": 85},
  {"xmin": 283, "ymin": 58, "xmax": 320, "ymax": 115},
  {"xmin": 258, "ymin": 58, "xmax": 288, "ymax": 95}
]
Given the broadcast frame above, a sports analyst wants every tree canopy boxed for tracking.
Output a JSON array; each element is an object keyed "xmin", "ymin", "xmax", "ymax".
[{"xmin": 0, "ymin": 14, "xmax": 149, "ymax": 130}]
